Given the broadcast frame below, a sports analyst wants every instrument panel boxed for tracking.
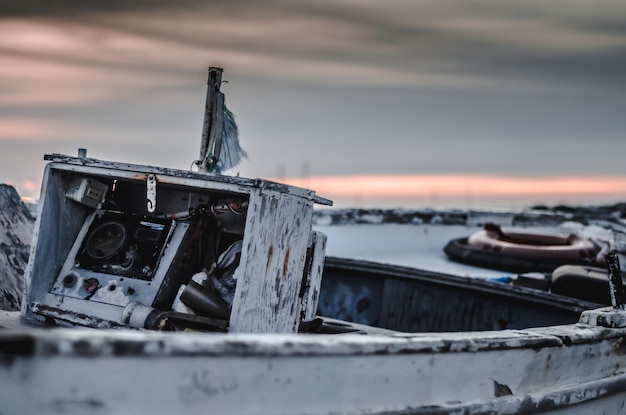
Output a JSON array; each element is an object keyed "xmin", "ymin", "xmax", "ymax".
[
  {"xmin": 76, "ymin": 211, "xmax": 171, "ymax": 281},
  {"xmin": 50, "ymin": 210, "xmax": 191, "ymax": 309}
]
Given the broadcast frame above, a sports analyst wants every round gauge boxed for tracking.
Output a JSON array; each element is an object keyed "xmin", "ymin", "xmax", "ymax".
[{"xmin": 85, "ymin": 221, "xmax": 128, "ymax": 260}]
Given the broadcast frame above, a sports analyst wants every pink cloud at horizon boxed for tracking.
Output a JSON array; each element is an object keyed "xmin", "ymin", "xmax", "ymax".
[{"xmin": 275, "ymin": 174, "xmax": 626, "ymax": 199}]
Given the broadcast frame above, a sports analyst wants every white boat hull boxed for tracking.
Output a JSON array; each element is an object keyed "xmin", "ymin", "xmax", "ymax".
[{"xmin": 2, "ymin": 317, "xmax": 626, "ymax": 414}]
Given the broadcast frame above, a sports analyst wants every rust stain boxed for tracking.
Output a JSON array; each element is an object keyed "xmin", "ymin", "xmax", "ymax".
[
  {"xmin": 282, "ymin": 248, "xmax": 290, "ymax": 278},
  {"xmin": 267, "ymin": 245, "xmax": 274, "ymax": 269},
  {"xmin": 612, "ymin": 337, "xmax": 626, "ymax": 356}
]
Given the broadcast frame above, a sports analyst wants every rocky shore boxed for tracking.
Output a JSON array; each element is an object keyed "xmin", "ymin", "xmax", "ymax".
[{"xmin": 0, "ymin": 184, "xmax": 34, "ymax": 310}]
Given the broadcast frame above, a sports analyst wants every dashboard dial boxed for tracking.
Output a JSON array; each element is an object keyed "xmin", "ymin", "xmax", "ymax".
[{"xmin": 85, "ymin": 221, "xmax": 127, "ymax": 260}]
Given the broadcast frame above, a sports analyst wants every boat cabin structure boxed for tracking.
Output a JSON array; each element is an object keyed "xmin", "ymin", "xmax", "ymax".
[{"xmin": 23, "ymin": 152, "xmax": 330, "ymax": 333}]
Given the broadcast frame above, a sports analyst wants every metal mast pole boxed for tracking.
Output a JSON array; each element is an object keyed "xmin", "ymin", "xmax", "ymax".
[{"xmin": 198, "ymin": 67, "xmax": 225, "ymax": 173}]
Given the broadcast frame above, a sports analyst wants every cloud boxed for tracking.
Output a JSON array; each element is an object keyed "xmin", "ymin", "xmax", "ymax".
[
  {"xmin": 0, "ymin": 117, "xmax": 91, "ymax": 141},
  {"xmin": 1, "ymin": 0, "xmax": 625, "ymax": 197},
  {"xmin": 1, "ymin": 0, "xmax": 624, "ymax": 111},
  {"xmin": 0, "ymin": 0, "xmax": 207, "ymax": 17}
]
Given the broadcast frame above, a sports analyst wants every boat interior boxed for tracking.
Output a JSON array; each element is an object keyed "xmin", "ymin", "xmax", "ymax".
[{"xmin": 319, "ymin": 257, "xmax": 603, "ymax": 333}]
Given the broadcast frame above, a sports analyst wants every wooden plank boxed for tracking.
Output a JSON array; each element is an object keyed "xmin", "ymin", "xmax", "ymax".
[
  {"xmin": 229, "ymin": 189, "xmax": 314, "ymax": 333},
  {"xmin": 300, "ymin": 231, "xmax": 327, "ymax": 322}
]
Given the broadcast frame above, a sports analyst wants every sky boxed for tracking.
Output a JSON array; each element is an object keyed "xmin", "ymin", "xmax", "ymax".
[{"xmin": 1, "ymin": 0, "xmax": 626, "ymax": 209}]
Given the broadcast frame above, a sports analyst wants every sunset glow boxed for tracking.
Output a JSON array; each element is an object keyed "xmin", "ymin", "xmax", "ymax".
[{"xmin": 275, "ymin": 174, "xmax": 626, "ymax": 208}]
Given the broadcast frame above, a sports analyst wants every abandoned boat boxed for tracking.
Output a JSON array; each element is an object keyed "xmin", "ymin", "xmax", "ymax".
[
  {"xmin": 444, "ymin": 222, "xmax": 609, "ymax": 274},
  {"xmin": 3, "ymin": 68, "xmax": 626, "ymax": 415}
]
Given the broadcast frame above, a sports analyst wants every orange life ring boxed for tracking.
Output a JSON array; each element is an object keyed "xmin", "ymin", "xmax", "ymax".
[{"xmin": 467, "ymin": 223, "xmax": 603, "ymax": 262}]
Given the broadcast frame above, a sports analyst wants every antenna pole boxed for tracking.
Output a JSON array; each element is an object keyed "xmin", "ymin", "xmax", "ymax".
[{"xmin": 198, "ymin": 67, "xmax": 225, "ymax": 173}]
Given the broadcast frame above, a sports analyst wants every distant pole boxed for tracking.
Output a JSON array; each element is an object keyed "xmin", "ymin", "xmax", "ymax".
[{"xmin": 301, "ymin": 160, "xmax": 311, "ymax": 189}]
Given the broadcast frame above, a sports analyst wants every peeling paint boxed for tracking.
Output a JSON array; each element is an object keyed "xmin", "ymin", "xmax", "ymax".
[
  {"xmin": 492, "ymin": 378, "xmax": 513, "ymax": 397},
  {"xmin": 282, "ymin": 248, "xmax": 290, "ymax": 278},
  {"xmin": 266, "ymin": 245, "xmax": 274, "ymax": 270},
  {"xmin": 3, "ymin": 328, "xmax": 626, "ymax": 413}
]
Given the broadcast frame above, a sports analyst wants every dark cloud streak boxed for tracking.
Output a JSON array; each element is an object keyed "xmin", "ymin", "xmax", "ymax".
[
  {"xmin": 0, "ymin": 0, "xmax": 209, "ymax": 17},
  {"xmin": 4, "ymin": 0, "xmax": 624, "ymax": 93}
]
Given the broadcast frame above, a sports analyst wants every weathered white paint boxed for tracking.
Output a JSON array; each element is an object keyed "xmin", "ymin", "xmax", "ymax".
[
  {"xmin": 229, "ymin": 188, "xmax": 314, "ymax": 333},
  {"xmin": 580, "ymin": 306, "xmax": 626, "ymax": 328},
  {"xmin": 300, "ymin": 231, "xmax": 327, "ymax": 322},
  {"xmin": 1, "ymin": 319, "xmax": 626, "ymax": 414},
  {"xmin": 23, "ymin": 155, "xmax": 329, "ymax": 333},
  {"xmin": 42, "ymin": 154, "xmax": 332, "ymax": 205}
]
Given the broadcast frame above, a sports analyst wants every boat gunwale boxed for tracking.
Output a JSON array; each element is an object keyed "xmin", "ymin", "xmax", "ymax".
[
  {"xmin": 3, "ymin": 316, "xmax": 626, "ymax": 415},
  {"xmin": 0, "ymin": 321, "xmax": 567, "ymax": 357}
]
